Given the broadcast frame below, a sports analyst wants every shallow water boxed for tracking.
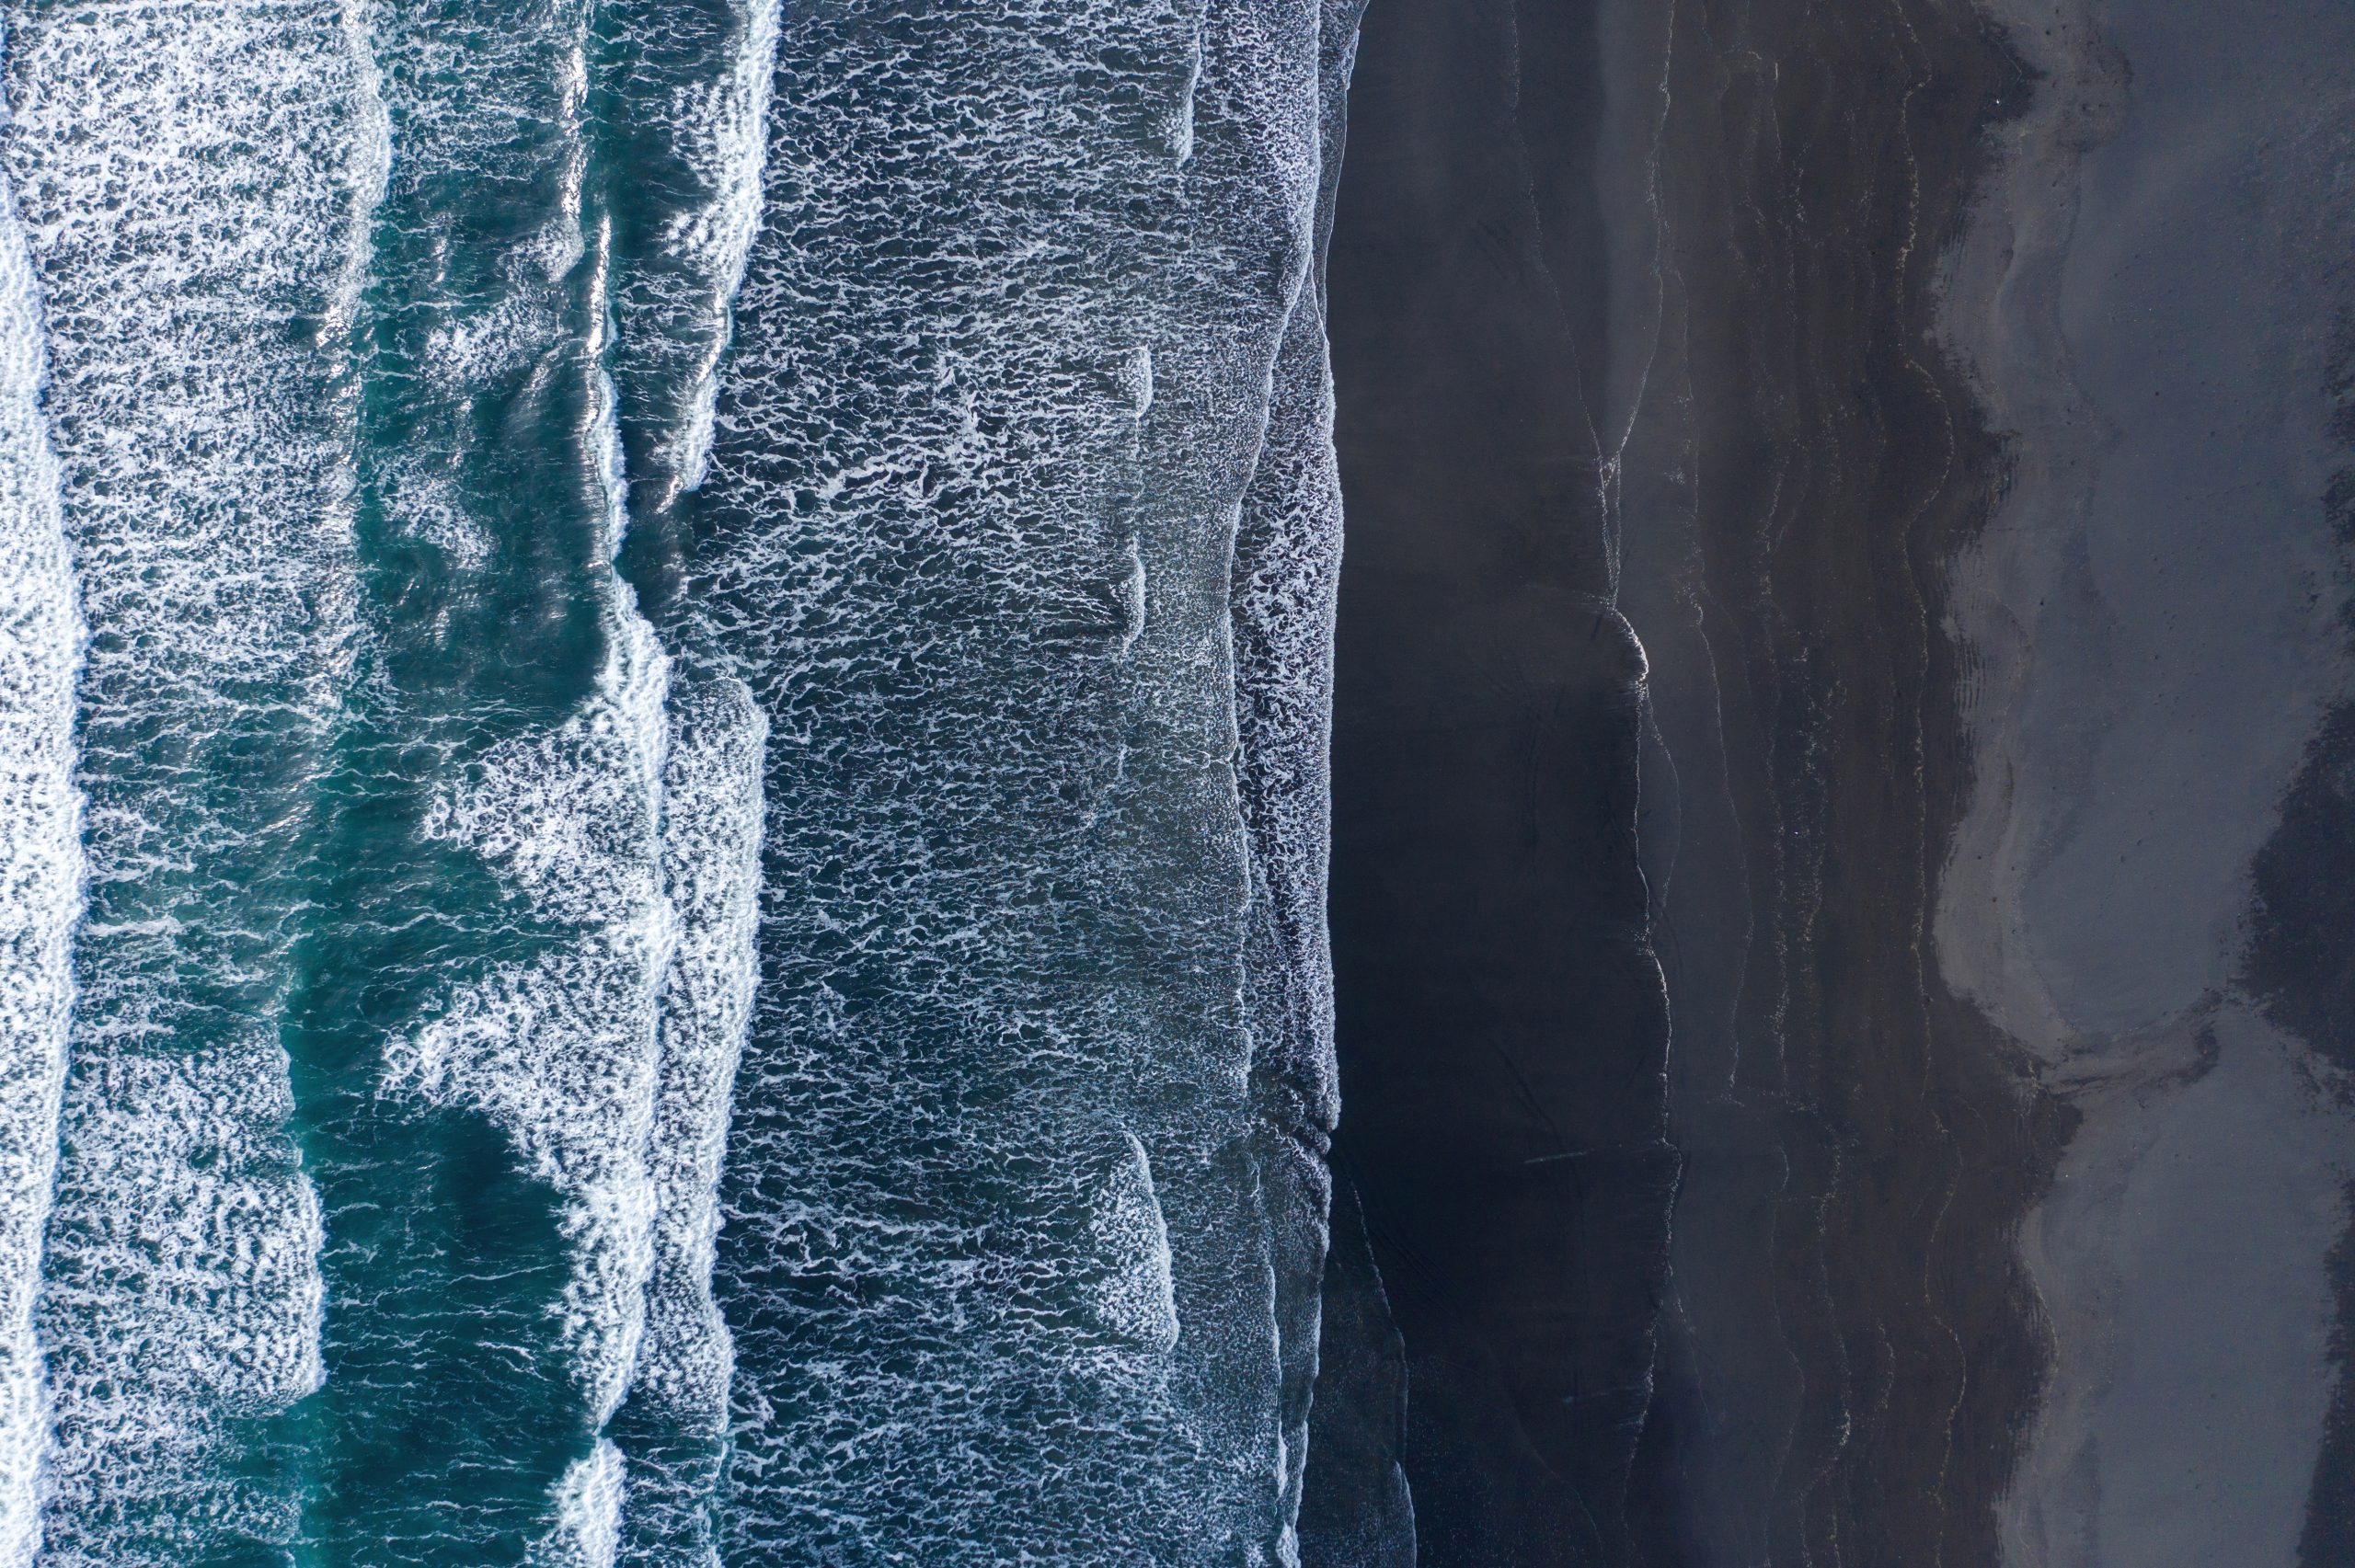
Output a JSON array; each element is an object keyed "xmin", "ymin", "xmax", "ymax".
[{"xmin": 0, "ymin": 2, "xmax": 1358, "ymax": 1562}]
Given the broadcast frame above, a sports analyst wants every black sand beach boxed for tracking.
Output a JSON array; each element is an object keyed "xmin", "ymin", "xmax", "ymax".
[
  {"xmin": 1315, "ymin": 0, "xmax": 2355, "ymax": 1562},
  {"xmin": 1312, "ymin": 0, "xmax": 1672, "ymax": 1559},
  {"xmin": 1311, "ymin": 0, "xmax": 2066, "ymax": 1560},
  {"xmin": 1625, "ymin": 4, "xmax": 2066, "ymax": 1559}
]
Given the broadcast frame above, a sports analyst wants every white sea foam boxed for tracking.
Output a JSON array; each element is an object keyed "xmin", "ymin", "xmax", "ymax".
[
  {"xmin": 1120, "ymin": 345, "xmax": 1155, "ymax": 420},
  {"xmin": 680, "ymin": 0, "xmax": 1350, "ymax": 1558},
  {"xmin": 625, "ymin": 679, "xmax": 764, "ymax": 1433},
  {"xmin": 581, "ymin": 11, "xmax": 784, "ymax": 1552},
  {"xmin": 0, "ymin": 81, "xmax": 75, "ymax": 1568},
  {"xmin": 672, "ymin": 0, "xmax": 780, "ymax": 503},
  {"xmin": 603, "ymin": 0, "xmax": 783, "ymax": 509},
  {"xmin": 0, "ymin": 0, "xmax": 383, "ymax": 1553},
  {"xmin": 368, "ymin": 0, "xmax": 592, "ymax": 396},
  {"xmin": 1231, "ymin": 270, "xmax": 1346, "ymax": 1568},
  {"xmin": 1229, "ymin": 9, "xmax": 1364, "ymax": 1548},
  {"xmin": 331, "ymin": 0, "xmax": 392, "ymax": 338},
  {"xmin": 1093, "ymin": 1134, "xmax": 1180, "ymax": 1354},
  {"xmin": 393, "ymin": 613, "xmax": 675, "ymax": 1424},
  {"xmin": 529, "ymin": 1438, "xmax": 626, "ymax": 1568},
  {"xmin": 29, "ymin": 1043, "xmax": 326, "ymax": 1496},
  {"xmin": 365, "ymin": 0, "xmax": 711, "ymax": 1526}
]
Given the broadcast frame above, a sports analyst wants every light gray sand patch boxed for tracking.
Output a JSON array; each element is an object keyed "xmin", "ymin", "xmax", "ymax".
[{"xmin": 1941, "ymin": 1, "xmax": 2355, "ymax": 1564}]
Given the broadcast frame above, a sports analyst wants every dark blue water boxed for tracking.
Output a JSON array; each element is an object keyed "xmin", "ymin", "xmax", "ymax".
[{"xmin": 0, "ymin": 1, "xmax": 1361, "ymax": 1562}]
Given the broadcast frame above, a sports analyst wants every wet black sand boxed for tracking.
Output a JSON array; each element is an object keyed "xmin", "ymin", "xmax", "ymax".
[
  {"xmin": 2253, "ymin": 704, "xmax": 2355, "ymax": 1568},
  {"xmin": 1310, "ymin": 1, "xmax": 2063, "ymax": 1561},
  {"xmin": 1312, "ymin": 0, "xmax": 1671, "ymax": 1559}
]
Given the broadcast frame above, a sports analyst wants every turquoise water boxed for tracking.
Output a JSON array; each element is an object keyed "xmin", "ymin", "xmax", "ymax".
[{"xmin": 0, "ymin": 0, "xmax": 1360, "ymax": 1562}]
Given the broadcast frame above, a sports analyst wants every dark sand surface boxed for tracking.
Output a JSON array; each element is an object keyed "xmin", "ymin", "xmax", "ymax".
[
  {"xmin": 1938, "ymin": 2, "xmax": 2355, "ymax": 1563},
  {"xmin": 1625, "ymin": 4, "xmax": 2062, "ymax": 1562},
  {"xmin": 1315, "ymin": 0, "xmax": 2355, "ymax": 1560},
  {"xmin": 1314, "ymin": 0, "xmax": 1674, "ymax": 1561},
  {"xmin": 1314, "ymin": 0, "xmax": 2065, "ymax": 1561}
]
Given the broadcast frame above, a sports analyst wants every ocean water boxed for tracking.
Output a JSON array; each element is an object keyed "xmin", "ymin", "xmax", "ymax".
[{"xmin": 0, "ymin": 0, "xmax": 1360, "ymax": 1563}]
